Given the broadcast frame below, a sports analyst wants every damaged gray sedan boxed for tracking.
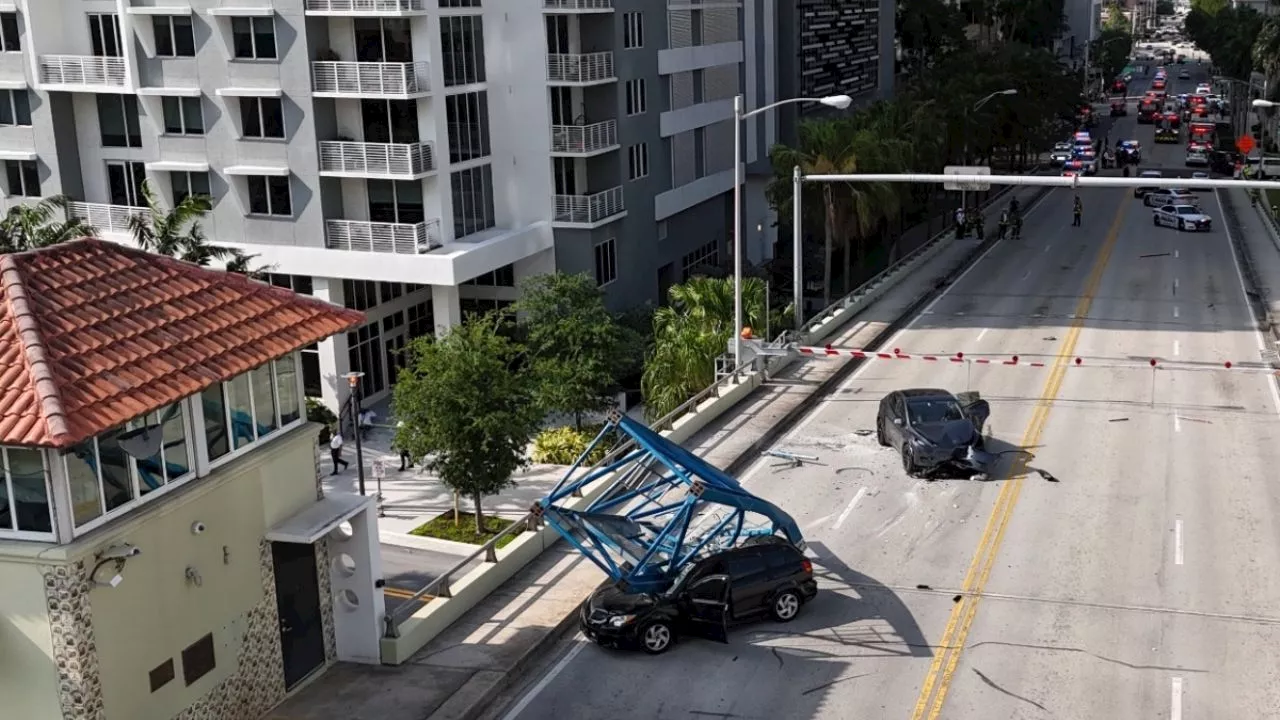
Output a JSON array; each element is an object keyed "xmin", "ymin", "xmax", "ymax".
[{"xmin": 875, "ymin": 388, "xmax": 994, "ymax": 480}]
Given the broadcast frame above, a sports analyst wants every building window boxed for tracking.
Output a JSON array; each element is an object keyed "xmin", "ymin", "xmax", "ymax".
[
  {"xmin": 267, "ymin": 273, "xmax": 314, "ymax": 295},
  {"xmin": 342, "ymin": 279, "xmax": 378, "ymax": 311},
  {"xmin": 0, "ymin": 89, "xmax": 30, "ymax": 127},
  {"xmin": 149, "ymin": 660, "xmax": 175, "ymax": 693},
  {"xmin": 445, "ymin": 91, "xmax": 491, "ymax": 163},
  {"xmin": 407, "ymin": 300, "xmax": 433, "ymax": 339},
  {"xmin": 0, "ymin": 446, "xmax": 51, "ymax": 537},
  {"xmin": 450, "ymin": 164, "xmax": 495, "ymax": 238},
  {"xmin": 162, "ymin": 96, "xmax": 204, "ymax": 136},
  {"xmin": 382, "ymin": 310, "xmax": 404, "ymax": 333},
  {"xmin": 628, "ymin": 143, "xmax": 648, "ymax": 180},
  {"xmin": 440, "ymin": 16, "xmax": 485, "ymax": 87},
  {"xmin": 625, "ymin": 79, "xmax": 646, "ymax": 116},
  {"xmin": 246, "ymin": 175, "xmax": 291, "ymax": 216},
  {"xmin": 240, "ymin": 97, "xmax": 284, "ymax": 139},
  {"xmin": 463, "ymin": 263, "xmax": 515, "ymax": 287},
  {"xmin": 440, "ymin": 0, "xmax": 481, "ymax": 7},
  {"xmin": 66, "ymin": 403, "xmax": 194, "ymax": 529},
  {"xmin": 368, "ymin": 179, "xmax": 425, "ymax": 224},
  {"xmin": 380, "ymin": 282, "xmax": 403, "ymax": 302},
  {"xmin": 89, "ymin": 14, "xmax": 122, "ymax": 57},
  {"xmin": 97, "ymin": 95, "xmax": 142, "ymax": 148},
  {"xmin": 231, "ymin": 16, "xmax": 276, "ymax": 60},
  {"xmin": 200, "ymin": 356, "xmax": 304, "ymax": 465},
  {"xmin": 623, "ymin": 12, "xmax": 643, "ymax": 49},
  {"xmin": 107, "ymin": 161, "xmax": 146, "ymax": 206},
  {"xmin": 153, "ymin": 15, "xmax": 196, "ymax": 57},
  {"xmin": 347, "ymin": 322, "xmax": 384, "ymax": 397},
  {"xmin": 682, "ymin": 239, "xmax": 719, "ymax": 280},
  {"xmin": 172, "ymin": 171, "xmax": 211, "ymax": 205},
  {"xmin": 0, "ymin": 13, "xmax": 19, "ymax": 52},
  {"xmin": 302, "ymin": 344, "xmax": 321, "ymax": 397},
  {"xmin": 594, "ymin": 237, "xmax": 617, "ymax": 287},
  {"xmin": 5, "ymin": 160, "xmax": 37, "ymax": 197}
]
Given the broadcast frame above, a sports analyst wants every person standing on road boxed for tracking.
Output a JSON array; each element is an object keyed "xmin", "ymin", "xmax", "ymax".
[
  {"xmin": 329, "ymin": 428, "xmax": 350, "ymax": 475},
  {"xmin": 954, "ymin": 206, "xmax": 967, "ymax": 238},
  {"xmin": 1072, "ymin": 195, "xmax": 1083, "ymax": 227}
]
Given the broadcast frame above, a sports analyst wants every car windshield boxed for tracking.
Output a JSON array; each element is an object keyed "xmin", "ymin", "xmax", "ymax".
[
  {"xmin": 907, "ymin": 398, "xmax": 965, "ymax": 424},
  {"xmin": 1174, "ymin": 206, "xmax": 1200, "ymax": 215}
]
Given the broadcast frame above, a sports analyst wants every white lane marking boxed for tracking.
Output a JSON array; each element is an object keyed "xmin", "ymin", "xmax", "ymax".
[
  {"xmin": 1215, "ymin": 192, "xmax": 1280, "ymax": 416},
  {"xmin": 1174, "ymin": 277, "xmax": 1180, "ymax": 293},
  {"xmin": 976, "ymin": 328, "xmax": 989, "ymax": 342},
  {"xmin": 1174, "ymin": 249, "xmax": 1180, "ymax": 259},
  {"xmin": 1173, "ymin": 305, "xmax": 1180, "ymax": 318},
  {"xmin": 806, "ymin": 513, "xmax": 833, "ymax": 529},
  {"xmin": 1173, "ymin": 411, "xmax": 1182, "ymax": 433},
  {"xmin": 500, "ymin": 638, "xmax": 588, "ymax": 720},
  {"xmin": 1174, "ymin": 517, "xmax": 1184, "ymax": 565},
  {"xmin": 1171, "ymin": 677, "xmax": 1184, "ymax": 720},
  {"xmin": 738, "ymin": 189, "xmax": 1058, "ymax": 480},
  {"xmin": 1173, "ymin": 340, "xmax": 1180, "ymax": 356},
  {"xmin": 832, "ymin": 486, "xmax": 869, "ymax": 531}
]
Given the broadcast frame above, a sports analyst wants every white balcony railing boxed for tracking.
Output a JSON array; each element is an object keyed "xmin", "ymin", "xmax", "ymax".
[
  {"xmin": 543, "ymin": 0, "xmax": 614, "ymax": 10},
  {"xmin": 312, "ymin": 61, "xmax": 431, "ymax": 96},
  {"xmin": 325, "ymin": 218, "xmax": 442, "ymax": 254},
  {"xmin": 553, "ymin": 186, "xmax": 625, "ymax": 225},
  {"xmin": 304, "ymin": 0, "xmax": 427, "ymax": 12},
  {"xmin": 546, "ymin": 52, "xmax": 616, "ymax": 84},
  {"xmin": 318, "ymin": 141, "xmax": 435, "ymax": 178},
  {"xmin": 39, "ymin": 56, "xmax": 127, "ymax": 89},
  {"xmin": 550, "ymin": 120, "xmax": 618, "ymax": 155},
  {"xmin": 66, "ymin": 201, "xmax": 146, "ymax": 234}
]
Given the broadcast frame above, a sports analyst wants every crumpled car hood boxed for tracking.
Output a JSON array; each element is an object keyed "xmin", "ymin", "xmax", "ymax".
[{"xmin": 912, "ymin": 420, "xmax": 978, "ymax": 449}]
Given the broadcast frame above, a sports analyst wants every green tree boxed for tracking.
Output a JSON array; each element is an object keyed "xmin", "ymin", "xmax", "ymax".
[
  {"xmin": 896, "ymin": 0, "xmax": 970, "ymax": 75},
  {"xmin": 128, "ymin": 179, "xmax": 264, "ymax": 273},
  {"xmin": 1092, "ymin": 29, "xmax": 1134, "ymax": 82},
  {"xmin": 0, "ymin": 195, "xmax": 96, "ymax": 253},
  {"xmin": 515, "ymin": 271, "xmax": 626, "ymax": 429},
  {"xmin": 392, "ymin": 314, "xmax": 542, "ymax": 533},
  {"xmin": 641, "ymin": 276, "xmax": 790, "ymax": 421}
]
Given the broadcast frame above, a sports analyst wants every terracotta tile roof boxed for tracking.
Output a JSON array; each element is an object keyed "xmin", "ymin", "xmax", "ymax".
[{"xmin": 0, "ymin": 238, "xmax": 365, "ymax": 449}]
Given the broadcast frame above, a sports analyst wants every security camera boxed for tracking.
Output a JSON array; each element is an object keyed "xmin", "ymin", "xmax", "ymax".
[
  {"xmin": 191, "ymin": 522, "xmax": 207, "ymax": 535},
  {"xmin": 100, "ymin": 543, "xmax": 141, "ymax": 560}
]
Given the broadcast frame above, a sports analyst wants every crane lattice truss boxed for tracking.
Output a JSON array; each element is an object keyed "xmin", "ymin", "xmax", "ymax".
[{"xmin": 533, "ymin": 410, "xmax": 804, "ymax": 594}]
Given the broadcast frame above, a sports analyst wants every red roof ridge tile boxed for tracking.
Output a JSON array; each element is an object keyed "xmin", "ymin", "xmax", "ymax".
[{"xmin": 0, "ymin": 253, "xmax": 72, "ymax": 445}]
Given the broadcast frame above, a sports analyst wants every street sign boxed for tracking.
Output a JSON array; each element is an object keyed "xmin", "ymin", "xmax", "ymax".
[
  {"xmin": 1237, "ymin": 135, "xmax": 1256, "ymax": 154},
  {"xmin": 371, "ymin": 460, "xmax": 386, "ymax": 479},
  {"xmin": 944, "ymin": 165, "xmax": 992, "ymax": 192}
]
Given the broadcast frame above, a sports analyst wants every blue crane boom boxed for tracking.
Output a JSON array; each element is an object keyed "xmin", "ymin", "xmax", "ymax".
[{"xmin": 532, "ymin": 410, "xmax": 804, "ymax": 594}]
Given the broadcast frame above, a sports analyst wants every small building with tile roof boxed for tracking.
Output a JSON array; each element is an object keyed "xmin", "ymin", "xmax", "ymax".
[{"xmin": 0, "ymin": 239, "xmax": 386, "ymax": 720}]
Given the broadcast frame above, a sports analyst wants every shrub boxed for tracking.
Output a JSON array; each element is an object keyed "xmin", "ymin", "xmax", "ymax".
[
  {"xmin": 306, "ymin": 397, "xmax": 337, "ymax": 426},
  {"xmin": 531, "ymin": 424, "xmax": 611, "ymax": 466}
]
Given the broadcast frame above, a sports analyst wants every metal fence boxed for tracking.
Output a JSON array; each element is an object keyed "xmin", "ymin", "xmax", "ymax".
[
  {"xmin": 552, "ymin": 186, "xmax": 625, "ymax": 224},
  {"xmin": 39, "ymin": 55, "xmax": 126, "ymax": 87},
  {"xmin": 318, "ymin": 141, "xmax": 436, "ymax": 177},
  {"xmin": 324, "ymin": 218, "xmax": 442, "ymax": 254}
]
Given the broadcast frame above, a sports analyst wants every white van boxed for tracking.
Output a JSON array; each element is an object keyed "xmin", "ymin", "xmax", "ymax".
[{"xmin": 1259, "ymin": 156, "xmax": 1280, "ymax": 178}]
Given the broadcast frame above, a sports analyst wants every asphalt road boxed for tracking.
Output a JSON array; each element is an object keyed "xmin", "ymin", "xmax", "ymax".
[
  {"xmin": 380, "ymin": 543, "xmax": 480, "ymax": 616},
  {"xmin": 496, "ymin": 64, "xmax": 1280, "ymax": 719}
]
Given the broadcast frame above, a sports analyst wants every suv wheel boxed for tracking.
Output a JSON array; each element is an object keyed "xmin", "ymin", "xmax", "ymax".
[
  {"xmin": 902, "ymin": 445, "xmax": 918, "ymax": 477},
  {"xmin": 1178, "ymin": 219, "xmax": 1186, "ymax": 231},
  {"xmin": 876, "ymin": 415, "xmax": 889, "ymax": 447},
  {"xmin": 639, "ymin": 621, "xmax": 673, "ymax": 654},
  {"xmin": 771, "ymin": 590, "xmax": 802, "ymax": 622},
  {"xmin": 1153, "ymin": 214, "xmax": 1160, "ymax": 226}
]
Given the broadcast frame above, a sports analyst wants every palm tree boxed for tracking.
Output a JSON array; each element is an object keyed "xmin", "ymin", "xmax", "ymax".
[
  {"xmin": 0, "ymin": 195, "xmax": 96, "ymax": 253},
  {"xmin": 641, "ymin": 276, "xmax": 791, "ymax": 421},
  {"xmin": 127, "ymin": 179, "xmax": 264, "ymax": 273}
]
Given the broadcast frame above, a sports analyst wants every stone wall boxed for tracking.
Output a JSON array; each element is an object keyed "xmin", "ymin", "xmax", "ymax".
[{"xmin": 42, "ymin": 561, "xmax": 106, "ymax": 720}]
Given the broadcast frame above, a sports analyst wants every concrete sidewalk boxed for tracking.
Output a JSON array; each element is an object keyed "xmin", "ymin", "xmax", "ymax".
[
  {"xmin": 262, "ymin": 183, "xmax": 1050, "ymax": 720},
  {"xmin": 1220, "ymin": 187, "xmax": 1280, "ymax": 347}
]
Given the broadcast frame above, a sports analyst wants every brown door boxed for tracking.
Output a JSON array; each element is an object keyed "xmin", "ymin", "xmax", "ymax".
[{"xmin": 271, "ymin": 542, "xmax": 326, "ymax": 689}]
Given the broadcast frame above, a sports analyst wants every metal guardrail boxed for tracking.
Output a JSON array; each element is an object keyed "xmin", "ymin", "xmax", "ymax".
[
  {"xmin": 312, "ymin": 61, "xmax": 431, "ymax": 96},
  {"xmin": 66, "ymin": 201, "xmax": 145, "ymax": 234},
  {"xmin": 546, "ymin": 52, "xmax": 616, "ymax": 84},
  {"xmin": 550, "ymin": 120, "xmax": 619, "ymax": 154},
  {"xmin": 318, "ymin": 141, "xmax": 436, "ymax": 177},
  {"xmin": 305, "ymin": 0, "xmax": 428, "ymax": 11},
  {"xmin": 544, "ymin": 0, "xmax": 613, "ymax": 8},
  {"xmin": 39, "ymin": 55, "xmax": 127, "ymax": 88},
  {"xmin": 382, "ymin": 164, "xmax": 1046, "ymax": 636},
  {"xmin": 552, "ymin": 186, "xmax": 625, "ymax": 224},
  {"xmin": 324, "ymin": 218, "xmax": 442, "ymax": 254}
]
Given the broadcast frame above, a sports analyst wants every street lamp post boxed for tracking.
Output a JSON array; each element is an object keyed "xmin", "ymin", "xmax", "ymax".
[
  {"xmin": 961, "ymin": 89, "xmax": 1018, "ymax": 213},
  {"xmin": 344, "ymin": 372, "xmax": 367, "ymax": 496},
  {"xmin": 732, "ymin": 92, "xmax": 852, "ymax": 364}
]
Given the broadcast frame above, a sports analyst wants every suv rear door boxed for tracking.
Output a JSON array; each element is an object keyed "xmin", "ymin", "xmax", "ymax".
[
  {"xmin": 682, "ymin": 574, "xmax": 729, "ymax": 643},
  {"xmin": 725, "ymin": 549, "xmax": 772, "ymax": 620}
]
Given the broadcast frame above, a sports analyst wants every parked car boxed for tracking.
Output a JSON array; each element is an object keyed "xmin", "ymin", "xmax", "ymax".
[
  {"xmin": 1153, "ymin": 204, "xmax": 1212, "ymax": 231},
  {"xmin": 1145, "ymin": 189, "xmax": 1198, "ymax": 207},
  {"xmin": 1133, "ymin": 170, "xmax": 1165, "ymax": 198},
  {"xmin": 578, "ymin": 537, "xmax": 818, "ymax": 654}
]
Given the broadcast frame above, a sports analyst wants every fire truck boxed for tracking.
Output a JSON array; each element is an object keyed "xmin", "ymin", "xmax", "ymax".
[
  {"xmin": 1137, "ymin": 96, "xmax": 1160, "ymax": 124},
  {"xmin": 1188, "ymin": 121, "xmax": 1215, "ymax": 149}
]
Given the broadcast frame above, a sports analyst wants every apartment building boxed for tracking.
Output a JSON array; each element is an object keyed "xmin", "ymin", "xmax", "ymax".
[{"xmin": 1, "ymin": 0, "xmax": 889, "ymax": 413}]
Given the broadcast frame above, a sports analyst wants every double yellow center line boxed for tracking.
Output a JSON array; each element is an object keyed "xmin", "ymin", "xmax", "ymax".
[{"xmin": 909, "ymin": 194, "xmax": 1131, "ymax": 720}]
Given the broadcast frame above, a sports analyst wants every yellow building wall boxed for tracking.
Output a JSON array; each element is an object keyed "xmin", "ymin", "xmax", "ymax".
[
  {"xmin": 0, "ymin": 561, "xmax": 62, "ymax": 720},
  {"xmin": 66, "ymin": 427, "xmax": 322, "ymax": 720}
]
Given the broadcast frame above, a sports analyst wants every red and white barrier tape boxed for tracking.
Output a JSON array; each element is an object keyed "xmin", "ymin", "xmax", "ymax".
[{"xmin": 790, "ymin": 345, "xmax": 1280, "ymax": 375}]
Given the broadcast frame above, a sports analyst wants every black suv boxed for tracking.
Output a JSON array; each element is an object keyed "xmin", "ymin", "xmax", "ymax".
[{"xmin": 579, "ymin": 538, "xmax": 818, "ymax": 654}]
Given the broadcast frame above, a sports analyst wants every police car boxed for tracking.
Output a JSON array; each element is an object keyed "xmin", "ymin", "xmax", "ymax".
[{"xmin": 1153, "ymin": 204, "xmax": 1212, "ymax": 231}]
